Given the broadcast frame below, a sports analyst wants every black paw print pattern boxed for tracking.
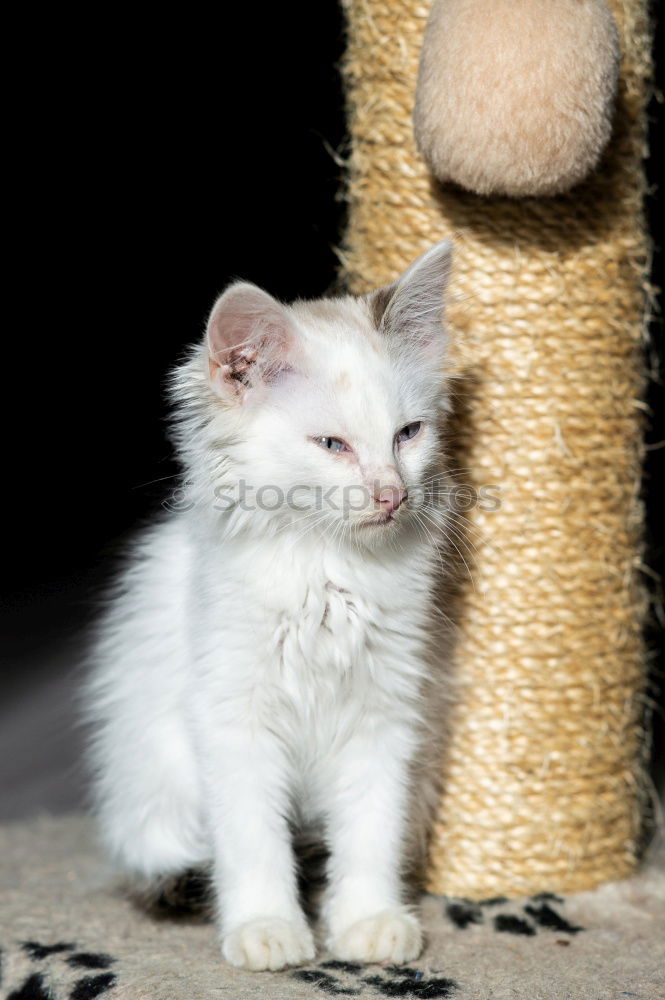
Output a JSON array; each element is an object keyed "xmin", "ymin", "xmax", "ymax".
[
  {"xmin": 292, "ymin": 959, "xmax": 458, "ymax": 997},
  {"xmin": 444, "ymin": 891, "xmax": 584, "ymax": 940},
  {"xmin": 1, "ymin": 941, "xmax": 117, "ymax": 999}
]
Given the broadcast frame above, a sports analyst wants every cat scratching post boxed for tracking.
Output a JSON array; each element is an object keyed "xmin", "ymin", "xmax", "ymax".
[{"xmin": 340, "ymin": 0, "xmax": 652, "ymax": 897}]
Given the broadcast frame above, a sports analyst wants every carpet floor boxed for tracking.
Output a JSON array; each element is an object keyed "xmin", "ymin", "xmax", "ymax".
[{"xmin": 1, "ymin": 814, "xmax": 663, "ymax": 1000}]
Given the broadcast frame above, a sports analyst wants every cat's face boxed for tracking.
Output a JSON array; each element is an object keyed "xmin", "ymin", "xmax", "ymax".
[{"xmin": 197, "ymin": 241, "xmax": 452, "ymax": 546}]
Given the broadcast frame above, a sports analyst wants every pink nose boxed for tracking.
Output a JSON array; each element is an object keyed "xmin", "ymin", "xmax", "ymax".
[{"xmin": 376, "ymin": 486, "xmax": 408, "ymax": 513}]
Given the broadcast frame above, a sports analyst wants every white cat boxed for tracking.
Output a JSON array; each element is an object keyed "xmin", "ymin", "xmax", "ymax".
[{"xmin": 85, "ymin": 239, "xmax": 454, "ymax": 971}]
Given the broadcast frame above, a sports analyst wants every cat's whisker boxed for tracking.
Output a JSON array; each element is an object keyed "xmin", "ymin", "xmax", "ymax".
[
  {"xmin": 419, "ymin": 508, "xmax": 476, "ymax": 591},
  {"xmin": 421, "ymin": 508, "xmax": 484, "ymax": 564},
  {"xmin": 289, "ymin": 510, "xmax": 336, "ymax": 547},
  {"xmin": 272, "ymin": 506, "xmax": 322, "ymax": 538},
  {"xmin": 421, "ymin": 468, "xmax": 477, "ymax": 484},
  {"xmin": 423, "ymin": 465, "xmax": 476, "ymax": 476},
  {"xmin": 334, "ymin": 516, "xmax": 348, "ymax": 554},
  {"xmin": 423, "ymin": 503, "xmax": 484, "ymax": 546},
  {"xmin": 411, "ymin": 510, "xmax": 447, "ymax": 580},
  {"xmin": 132, "ymin": 472, "xmax": 182, "ymax": 491},
  {"xmin": 427, "ymin": 599, "xmax": 457, "ymax": 630},
  {"xmin": 269, "ymin": 504, "xmax": 332, "ymax": 546},
  {"xmin": 423, "ymin": 503, "xmax": 507, "ymax": 561},
  {"xmin": 445, "ymin": 511, "xmax": 508, "ymax": 559},
  {"xmin": 444, "ymin": 522, "xmax": 481, "ymax": 562},
  {"xmin": 349, "ymin": 519, "xmax": 366, "ymax": 559}
]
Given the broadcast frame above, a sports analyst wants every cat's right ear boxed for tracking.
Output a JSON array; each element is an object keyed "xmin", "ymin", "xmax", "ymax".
[
  {"xmin": 206, "ymin": 282, "xmax": 296, "ymax": 400},
  {"xmin": 368, "ymin": 239, "xmax": 453, "ymax": 363}
]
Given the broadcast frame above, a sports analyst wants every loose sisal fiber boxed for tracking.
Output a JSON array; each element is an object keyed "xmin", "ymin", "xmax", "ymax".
[{"xmin": 340, "ymin": 0, "xmax": 652, "ymax": 898}]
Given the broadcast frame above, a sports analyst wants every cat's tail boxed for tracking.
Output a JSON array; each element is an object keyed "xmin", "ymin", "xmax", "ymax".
[
  {"xmin": 126, "ymin": 867, "xmax": 215, "ymax": 921},
  {"xmin": 124, "ymin": 832, "xmax": 330, "ymax": 921}
]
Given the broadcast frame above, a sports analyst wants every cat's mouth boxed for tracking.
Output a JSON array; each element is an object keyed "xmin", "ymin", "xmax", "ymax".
[{"xmin": 361, "ymin": 511, "xmax": 397, "ymax": 528}]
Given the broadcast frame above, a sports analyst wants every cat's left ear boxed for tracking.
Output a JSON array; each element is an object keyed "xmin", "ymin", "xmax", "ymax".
[
  {"xmin": 369, "ymin": 239, "xmax": 453, "ymax": 359},
  {"xmin": 206, "ymin": 282, "xmax": 297, "ymax": 400}
]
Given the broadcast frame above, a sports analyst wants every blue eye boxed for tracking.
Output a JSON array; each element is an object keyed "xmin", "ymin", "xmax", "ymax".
[
  {"xmin": 396, "ymin": 421, "xmax": 422, "ymax": 444},
  {"xmin": 315, "ymin": 436, "xmax": 349, "ymax": 453}
]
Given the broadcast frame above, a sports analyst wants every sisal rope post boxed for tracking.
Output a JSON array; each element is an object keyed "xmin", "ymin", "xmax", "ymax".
[{"xmin": 340, "ymin": 0, "xmax": 652, "ymax": 898}]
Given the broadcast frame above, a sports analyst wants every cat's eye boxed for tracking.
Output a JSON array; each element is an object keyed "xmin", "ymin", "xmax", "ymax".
[
  {"xmin": 313, "ymin": 436, "xmax": 350, "ymax": 454},
  {"xmin": 396, "ymin": 421, "xmax": 422, "ymax": 444}
]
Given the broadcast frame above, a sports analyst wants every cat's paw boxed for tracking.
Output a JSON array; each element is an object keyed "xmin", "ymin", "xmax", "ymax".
[
  {"xmin": 330, "ymin": 908, "xmax": 423, "ymax": 965},
  {"xmin": 222, "ymin": 917, "xmax": 316, "ymax": 971}
]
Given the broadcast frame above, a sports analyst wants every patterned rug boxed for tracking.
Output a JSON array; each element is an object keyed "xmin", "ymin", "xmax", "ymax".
[{"xmin": 1, "ymin": 815, "xmax": 663, "ymax": 1000}]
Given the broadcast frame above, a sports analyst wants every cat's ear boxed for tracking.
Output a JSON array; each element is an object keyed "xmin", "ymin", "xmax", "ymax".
[
  {"xmin": 369, "ymin": 239, "xmax": 453, "ymax": 359},
  {"xmin": 206, "ymin": 282, "xmax": 296, "ymax": 399}
]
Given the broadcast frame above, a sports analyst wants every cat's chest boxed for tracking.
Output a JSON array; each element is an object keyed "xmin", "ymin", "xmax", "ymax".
[
  {"xmin": 207, "ymin": 535, "xmax": 426, "ymax": 695},
  {"xmin": 241, "ymin": 540, "xmax": 394, "ymax": 675},
  {"xmin": 274, "ymin": 575, "xmax": 374, "ymax": 675},
  {"xmin": 254, "ymin": 549, "xmax": 427, "ymax": 729}
]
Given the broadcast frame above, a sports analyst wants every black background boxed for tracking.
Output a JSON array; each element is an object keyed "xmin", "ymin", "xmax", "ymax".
[
  {"xmin": 2, "ymin": 4, "xmax": 663, "ymax": 817},
  {"xmin": 4, "ymin": 4, "xmax": 347, "ymax": 625}
]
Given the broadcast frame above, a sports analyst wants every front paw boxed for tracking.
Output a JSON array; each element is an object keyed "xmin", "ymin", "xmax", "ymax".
[
  {"xmin": 222, "ymin": 916, "xmax": 316, "ymax": 971},
  {"xmin": 330, "ymin": 908, "xmax": 423, "ymax": 965}
]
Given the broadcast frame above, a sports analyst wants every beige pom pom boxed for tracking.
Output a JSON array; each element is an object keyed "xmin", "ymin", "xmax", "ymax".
[{"xmin": 414, "ymin": 0, "xmax": 620, "ymax": 197}]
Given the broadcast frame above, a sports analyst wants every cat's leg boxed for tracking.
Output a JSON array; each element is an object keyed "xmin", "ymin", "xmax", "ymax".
[
  {"xmin": 323, "ymin": 724, "xmax": 423, "ymax": 964},
  {"xmin": 201, "ymin": 722, "xmax": 315, "ymax": 971}
]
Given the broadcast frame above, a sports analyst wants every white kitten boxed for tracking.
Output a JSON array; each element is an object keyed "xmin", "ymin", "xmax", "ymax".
[{"xmin": 85, "ymin": 240, "xmax": 455, "ymax": 971}]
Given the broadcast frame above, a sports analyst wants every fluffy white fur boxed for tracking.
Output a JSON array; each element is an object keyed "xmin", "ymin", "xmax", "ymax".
[{"xmin": 85, "ymin": 240, "xmax": 454, "ymax": 971}]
